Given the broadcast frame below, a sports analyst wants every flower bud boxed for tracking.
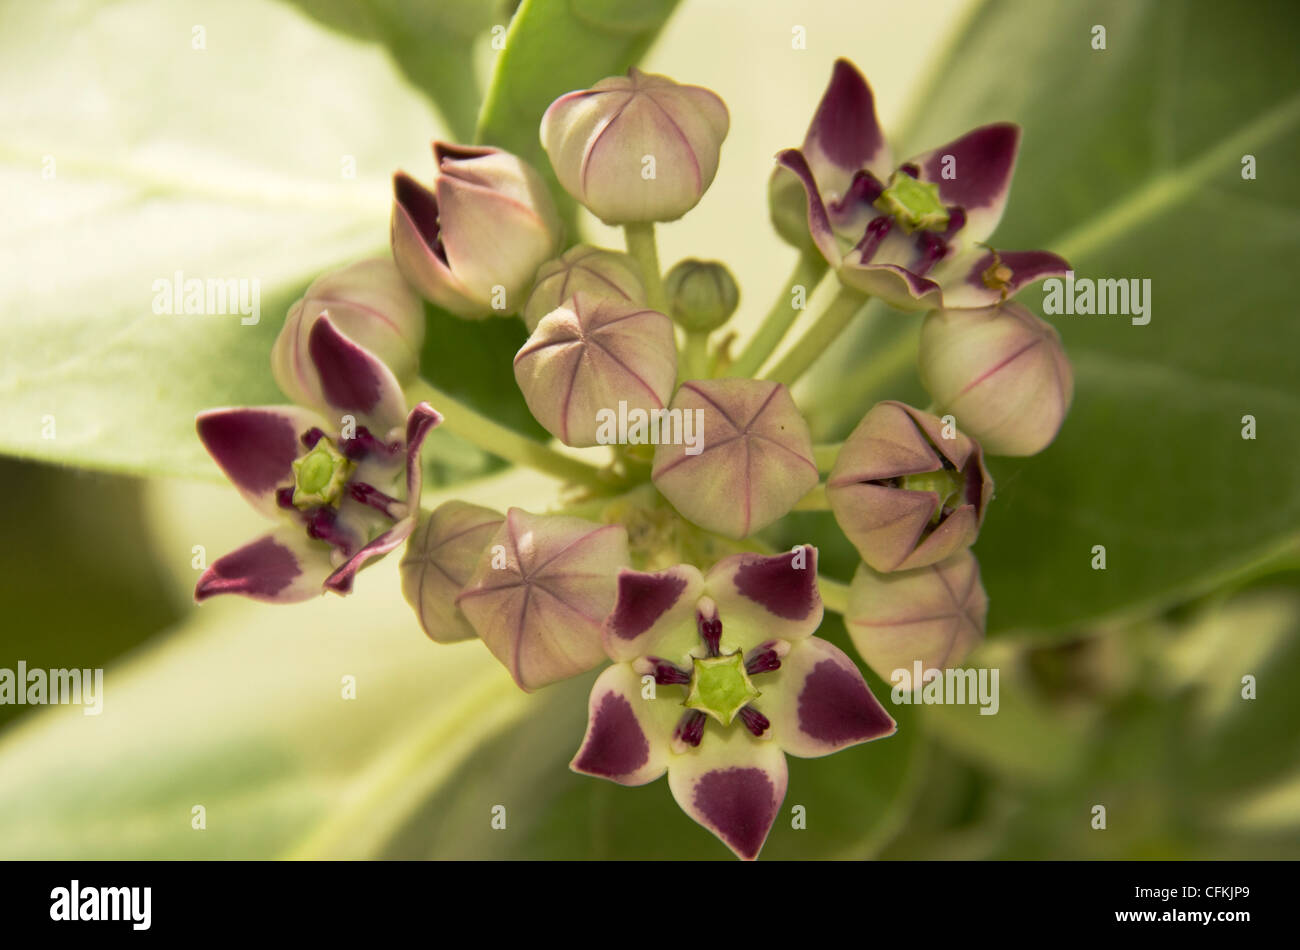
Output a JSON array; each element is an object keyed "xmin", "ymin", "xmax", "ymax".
[
  {"xmin": 664, "ymin": 258, "xmax": 739, "ymax": 332},
  {"xmin": 541, "ymin": 68, "xmax": 729, "ymax": 224},
  {"xmin": 392, "ymin": 142, "xmax": 562, "ymax": 319},
  {"xmin": 522, "ymin": 245, "xmax": 646, "ymax": 332},
  {"xmin": 919, "ymin": 301, "xmax": 1073, "ymax": 457},
  {"xmin": 400, "ymin": 501, "xmax": 504, "ymax": 643},
  {"xmin": 845, "ymin": 551, "xmax": 987, "ymax": 681},
  {"xmin": 827, "ymin": 401, "xmax": 992, "ymax": 572},
  {"xmin": 271, "ymin": 259, "xmax": 425, "ymax": 413},
  {"xmin": 457, "ymin": 509, "xmax": 630, "ymax": 690},
  {"xmin": 514, "ymin": 291, "xmax": 677, "ymax": 448},
  {"xmin": 652, "ymin": 379, "xmax": 818, "ymax": 539}
]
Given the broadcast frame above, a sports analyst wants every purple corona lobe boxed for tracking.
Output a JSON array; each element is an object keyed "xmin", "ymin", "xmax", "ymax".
[
  {"xmin": 609, "ymin": 571, "xmax": 688, "ymax": 640},
  {"xmin": 574, "ymin": 692, "xmax": 651, "ymax": 778},
  {"xmin": 797, "ymin": 659, "xmax": 894, "ymax": 744},
  {"xmin": 733, "ymin": 547, "xmax": 817, "ymax": 620},
  {"xmin": 692, "ymin": 767, "xmax": 779, "ymax": 862}
]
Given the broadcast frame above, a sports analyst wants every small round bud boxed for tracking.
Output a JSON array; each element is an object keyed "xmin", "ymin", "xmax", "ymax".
[
  {"xmin": 663, "ymin": 259, "xmax": 739, "ymax": 332},
  {"xmin": 919, "ymin": 301, "xmax": 1073, "ymax": 457},
  {"xmin": 392, "ymin": 142, "xmax": 562, "ymax": 319},
  {"xmin": 845, "ymin": 551, "xmax": 987, "ymax": 681},
  {"xmin": 522, "ymin": 245, "xmax": 646, "ymax": 331},
  {"xmin": 514, "ymin": 292, "xmax": 677, "ymax": 448},
  {"xmin": 541, "ymin": 68, "xmax": 729, "ymax": 224},
  {"xmin": 272, "ymin": 259, "xmax": 425, "ymax": 414},
  {"xmin": 827, "ymin": 401, "xmax": 993, "ymax": 573}
]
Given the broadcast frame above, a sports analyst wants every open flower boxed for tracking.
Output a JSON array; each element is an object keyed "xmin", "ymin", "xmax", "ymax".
[
  {"xmin": 571, "ymin": 546, "xmax": 895, "ymax": 860},
  {"xmin": 827, "ymin": 401, "xmax": 992, "ymax": 572},
  {"xmin": 773, "ymin": 58, "xmax": 1067, "ymax": 311},
  {"xmin": 194, "ymin": 315, "xmax": 440, "ymax": 602},
  {"xmin": 392, "ymin": 142, "xmax": 562, "ymax": 319}
]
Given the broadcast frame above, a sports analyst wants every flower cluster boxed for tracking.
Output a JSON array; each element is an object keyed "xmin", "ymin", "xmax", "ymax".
[{"xmin": 193, "ymin": 57, "xmax": 1073, "ymax": 859}]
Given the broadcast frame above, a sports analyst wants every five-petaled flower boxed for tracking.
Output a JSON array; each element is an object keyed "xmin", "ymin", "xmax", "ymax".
[
  {"xmin": 773, "ymin": 58, "xmax": 1068, "ymax": 311},
  {"xmin": 194, "ymin": 315, "xmax": 440, "ymax": 603},
  {"xmin": 571, "ymin": 545, "xmax": 896, "ymax": 860}
]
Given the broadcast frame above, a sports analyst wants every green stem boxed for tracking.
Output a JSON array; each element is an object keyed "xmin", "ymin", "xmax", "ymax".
[
  {"xmin": 791, "ymin": 482, "xmax": 829, "ymax": 511},
  {"xmin": 820, "ymin": 322, "xmax": 921, "ymax": 433},
  {"xmin": 728, "ymin": 253, "xmax": 828, "ymax": 378},
  {"xmin": 812, "ymin": 443, "xmax": 841, "ymax": 472},
  {"xmin": 681, "ymin": 330, "xmax": 710, "ymax": 382},
  {"xmin": 407, "ymin": 378, "xmax": 610, "ymax": 490},
  {"xmin": 818, "ymin": 575, "xmax": 850, "ymax": 615},
  {"xmin": 764, "ymin": 286, "xmax": 866, "ymax": 387},
  {"xmin": 624, "ymin": 222, "xmax": 667, "ymax": 312}
]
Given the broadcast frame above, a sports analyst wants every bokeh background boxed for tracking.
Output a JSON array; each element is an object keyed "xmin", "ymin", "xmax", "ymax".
[{"xmin": 1, "ymin": 0, "xmax": 1297, "ymax": 858}]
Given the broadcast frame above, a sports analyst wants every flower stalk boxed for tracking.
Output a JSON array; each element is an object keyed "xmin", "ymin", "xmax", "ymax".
[
  {"xmin": 764, "ymin": 285, "xmax": 866, "ymax": 386},
  {"xmin": 727, "ymin": 252, "xmax": 827, "ymax": 378}
]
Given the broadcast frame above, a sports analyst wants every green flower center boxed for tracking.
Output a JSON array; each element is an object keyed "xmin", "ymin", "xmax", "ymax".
[
  {"xmin": 874, "ymin": 172, "xmax": 950, "ymax": 233},
  {"xmin": 291, "ymin": 438, "xmax": 354, "ymax": 509},
  {"xmin": 901, "ymin": 467, "xmax": 966, "ymax": 524},
  {"xmin": 684, "ymin": 652, "xmax": 761, "ymax": 726}
]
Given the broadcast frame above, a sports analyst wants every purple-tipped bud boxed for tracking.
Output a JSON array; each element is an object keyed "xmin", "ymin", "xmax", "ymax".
[
  {"xmin": 513, "ymin": 292, "xmax": 677, "ymax": 448},
  {"xmin": 271, "ymin": 260, "xmax": 425, "ymax": 413},
  {"xmin": 664, "ymin": 258, "xmax": 739, "ymax": 332},
  {"xmin": 827, "ymin": 401, "xmax": 993, "ymax": 573},
  {"xmin": 652, "ymin": 379, "xmax": 818, "ymax": 539},
  {"xmin": 919, "ymin": 301, "xmax": 1074, "ymax": 457},
  {"xmin": 522, "ymin": 245, "xmax": 646, "ymax": 332},
  {"xmin": 844, "ymin": 550, "xmax": 988, "ymax": 681},
  {"xmin": 541, "ymin": 68, "xmax": 729, "ymax": 224},
  {"xmin": 399, "ymin": 500, "xmax": 504, "ymax": 643},
  {"xmin": 392, "ymin": 142, "xmax": 562, "ymax": 319}
]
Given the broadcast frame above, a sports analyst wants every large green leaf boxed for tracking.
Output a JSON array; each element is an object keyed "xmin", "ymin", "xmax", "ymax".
[
  {"xmin": 475, "ymin": 0, "xmax": 680, "ymax": 222},
  {"xmin": 0, "ymin": 0, "xmax": 443, "ymax": 479},
  {"xmin": 803, "ymin": 0, "xmax": 1300, "ymax": 634},
  {"xmin": 281, "ymin": 0, "xmax": 503, "ymax": 140}
]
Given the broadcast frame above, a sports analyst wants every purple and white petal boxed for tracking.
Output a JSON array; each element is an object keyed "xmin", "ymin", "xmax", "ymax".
[
  {"xmin": 602, "ymin": 565, "xmax": 706, "ymax": 665},
  {"xmin": 907, "ymin": 123, "xmax": 1020, "ymax": 246},
  {"xmin": 194, "ymin": 526, "xmax": 332, "ymax": 604},
  {"xmin": 666, "ymin": 727, "xmax": 788, "ymax": 861},
  {"xmin": 774, "ymin": 148, "xmax": 845, "ymax": 268},
  {"xmin": 931, "ymin": 247, "xmax": 1070, "ymax": 309},
  {"xmin": 765, "ymin": 636, "xmax": 896, "ymax": 758},
  {"xmin": 837, "ymin": 259, "xmax": 943, "ymax": 312},
  {"xmin": 307, "ymin": 314, "xmax": 409, "ymax": 433},
  {"xmin": 704, "ymin": 545, "xmax": 823, "ymax": 651},
  {"xmin": 801, "ymin": 58, "xmax": 892, "ymax": 199},
  {"xmin": 570, "ymin": 663, "xmax": 679, "ymax": 786},
  {"xmin": 196, "ymin": 405, "xmax": 327, "ymax": 517}
]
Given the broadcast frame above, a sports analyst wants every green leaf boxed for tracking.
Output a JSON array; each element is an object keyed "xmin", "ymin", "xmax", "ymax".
[
  {"xmin": 805, "ymin": 0, "xmax": 1300, "ymax": 634},
  {"xmin": 475, "ymin": 0, "xmax": 681, "ymax": 223},
  {"xmin": 0, "ymin": 0, "xmax": 443, "ymax": 479},
  {"xmin": 282, "ymin": 0, "xmax": 503, "ymax": 140}
]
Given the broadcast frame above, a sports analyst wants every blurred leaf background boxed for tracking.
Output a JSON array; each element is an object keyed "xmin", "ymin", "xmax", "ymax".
[{"xmin": 0, "ymin": 0, "xmax": 1296, "ymax": 858}]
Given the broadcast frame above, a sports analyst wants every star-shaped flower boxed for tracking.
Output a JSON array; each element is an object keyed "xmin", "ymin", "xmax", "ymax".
[{"xmin": 571, "ymin": 545, "xmax": 896, "ymax": 859}]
